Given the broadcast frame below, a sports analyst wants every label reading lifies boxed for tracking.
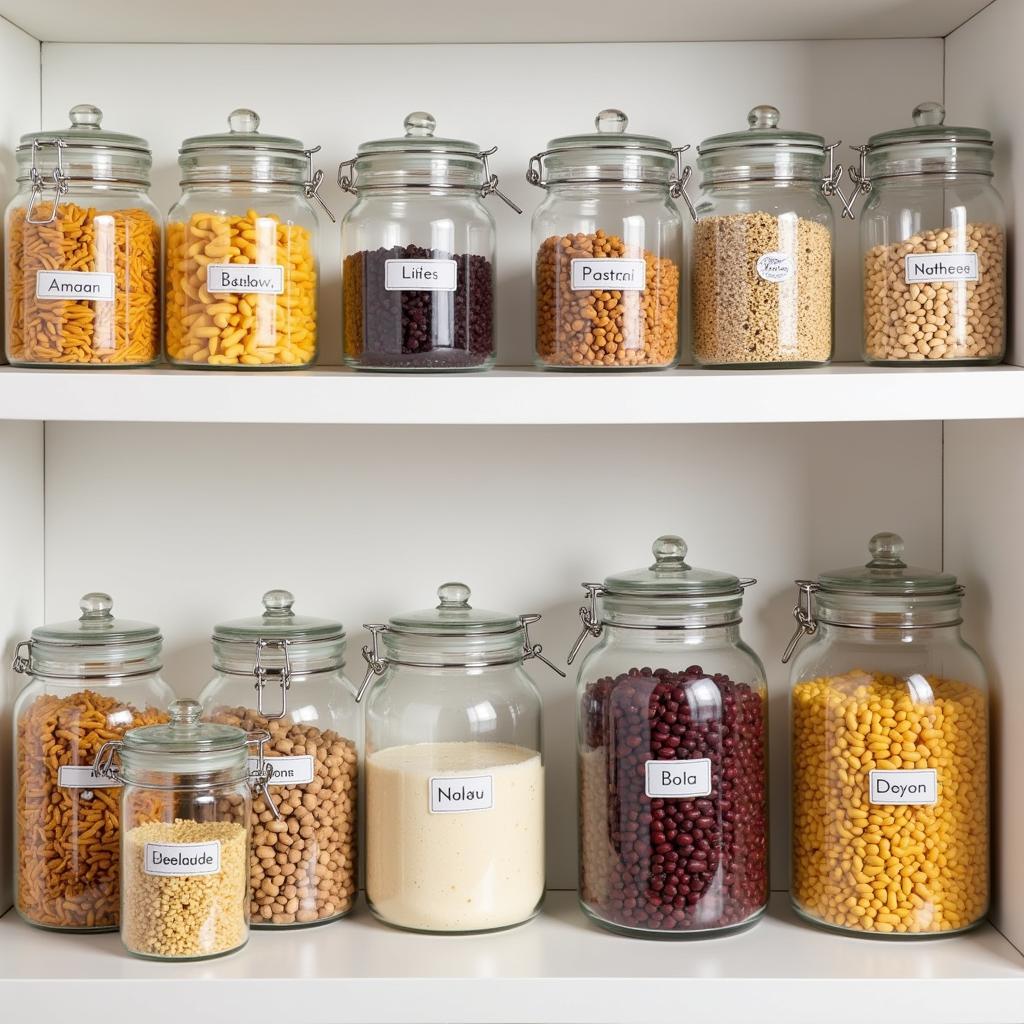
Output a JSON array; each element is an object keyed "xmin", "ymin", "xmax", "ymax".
[
  {"xmin": 570, "ymin": 258, "xmax": 646, "ymax": 291},
  {"xmin": 756, "ymin": 252, "xmax": 795, "ymax": 283},
  {"xmin": 645, "ymin": 758, "xmax": 713, "ymax": 799},
  {"xmin": 869, "ymin": 769, "xmax": 938, "ymax": 806},
  {"xmin": 247, "ymin": 755, "xmax": 315, "ymax": 786},
  {"xmin": 58, "ymin": 765, "xmax": 122, "ymax": 790},
  {"xmin": 143, "ymin": 840, "xmax": 221, "ymax": 877},
  {"xmin": 904, "ymin": 253, "xmax": 978, "ymax": 284},
  {"xmin": 429, "ymin": 774, "xmax": 494, "ymax": 813},
  {"xmin": 36, "ymin": 270, "xmax": 115, "ymax": 302},
  {"xmin": 206, "ymin": 263, "xmax": 284, "ymax": 295},
  {"xmin": 384, "ymin": 258, "xmax": 458, "ymax": 292}
]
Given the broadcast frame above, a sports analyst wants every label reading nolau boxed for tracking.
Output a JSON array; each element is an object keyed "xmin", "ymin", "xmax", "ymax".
[
  {"xmin": 570, "ymin": 258, "xmax": 646, "ymax": 291},
  {"xmin": 36, "ymin": 270, "xmax": 115, "ymax": 302},
  {"xmin": 247, "ymin": 755, "xmax": 315, "ymax": 786},
  {"xmin": 645, "ymin": 758, "xmax": 713, "ymax": 799},
  {"xmin": 384, "ymin": 258, "xmax": 458, "ymax": 292},
  {"xmin": 429, "ymin": 774, "xmax": 494, "ymax": 813},
  {"xmin": 869, "ymin": 769, "xmax": 938, "ymax": 806},
  {"xmin": 904, "ymin": 252, "xmax": 978, "ymax": 284},
  {"xmin": 206, "ymin": 263, "xmax": 284, "ymax": 295},
  {"xmin": 144, "ymin": 841, "xmax": 221, "ymax": 877},
  {"xmin": 756, "ymin": 252, "xmax": 795, "ymax": 283},
  {"xmin": 58, "ymin": 765, "xmax": 121, "ymax": 790}
]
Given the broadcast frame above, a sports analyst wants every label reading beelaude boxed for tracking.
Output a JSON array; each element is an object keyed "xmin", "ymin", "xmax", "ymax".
[
  {"xmin": 384, "ymin": 258, "xmax": 458, "ymax": 292},
  {"xmin": 429, "ymin": 774, "xmax": 494, "ymax": 813},
  {"xmin": 143, "ymin": 840, "xmax": 221, "ymax": 877},
  {"xmin": 869, "ymin": 768, "xmax": 938, "ymax": 806},
  {"xmin": 570, "ymin": 258, "xmax": 646, "ymax": 291},
  {"xmin": 58, "ymin": 765, "xmax": 122, "ymax": 790},
  {"xmin": 645, "ymin": 758, "xmax": 713, "ymax": 799},
  {"xmin": 246, "ymin": 754, "xmax": 315, "ymax": 786},
  {"xmin": 206, "ymin": 263, "xmax": 284, "ymax": 295},
  {"xmin": 756, "ymin": 252, "xmax": 795, "ymax": 283},
  {"xmin": 904, "ymin": 253, "xmax": 979, "ymax": 284},
  {"xmin": 36, "ymin": 270, "xmax": 115, "ymax": 302}
]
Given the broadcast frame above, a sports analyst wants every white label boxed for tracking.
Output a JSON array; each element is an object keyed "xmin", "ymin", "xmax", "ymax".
[
  {"xmin": 869, "ymin": 769, "xmax": 938, "ymax": 806},
  {"xmin": 756, "ymin": 251, "xmax": 795, "ymax": 283},
  {"xmin": 429, "ymin": 774, "xmax": 494, "ymax": 813},
  {"xmin": 144, "ymin": 841, "xmax": 221, "ymax": 876},
  {"xmin": 645, "ymin": 758, "xmax": 713, "ymax": 799},
  {"xmin": 36, "ymin": 270, "xmax": 115, "ymax": 301},
  {"xmin": 570, "ymin": 258, "xmax": 646, "ymax": 291},
  {"xmin": 384, "ymin": 258, "xmax": 458, "ymax": 292},
  {"xmin": 57, "ymin": 765, "xmax": 122, "ymax": 791},
  {"xmin": 206, "ymin": 263, "xmax": 284, "ymax": 294},
  {"xmin": 247, "ymin": 754, "xmax": 315, "ymax": 786},
  {"xmin": 904, "ymin": 252, "xmax": 978, "ymax": 283}
]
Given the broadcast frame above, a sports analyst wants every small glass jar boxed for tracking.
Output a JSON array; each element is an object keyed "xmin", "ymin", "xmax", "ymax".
[
  {"xmin": 166, "ymin": 109, "xmax": 333, "ymax": 369},
  {"xmin": 12, "ymin": 593, "xmax": 173, "ymax": 931},
  {"xmin": 783, "ymin": 532, "xmax": 990, "ymax": 937},
  {"xmin": 357, "ymin": 582, "xmax": 561, "ymax": 932},
  {"xmin": 340, "ymin": 112, "xmax": 518, "ymax": 371},
  {"xmin": 527, "ymin": 109, "xmax": 684, "ymax": 369},
  {"xmin": 568, "ymin": 536, "xmax": 769, "ymax": 938},
  {"xmin": 852, "ymin": 102, "xmax": 1005, "ymax": 364},
  {"xmin": 199, "ymin": 589, "xmax": 360, "ymax": 928},
  {"xmin": 5, "ymin": 104, "xmax": 161, "ymax": 367},
  {"xmin": 690, "ymin": 105, "xmax": 840, "ymax": 368}
]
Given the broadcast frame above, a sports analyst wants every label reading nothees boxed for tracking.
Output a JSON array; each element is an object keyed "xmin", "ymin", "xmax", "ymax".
[
  {"xmin": 384, "ymin": 258, "xmax": 458, "ymax": 292},
  {"xmin": 143, "ymin": 841, "xmax": 221, "ymax": 877},
  {"xmin": 756, "ymin": 252, "xmax": 795, "ymax": 283},
  {"xmin": 429, "ymin": 774, "xmax": 494, "ymax": 813},
  {"xmin": 904, "ymin": 252, "xmax": 978, "ymax": 283},
  {"xmin": 57, "ymin": 765, "xmax": 122, "ymax": 790},
  {"xmin": 247, "ymin": 754, "xmax": 315, "ymax": 786},
  {"xmin": 36, "ymin": 270, "xmax": 115, "ymax": 302},
  {"xmin": 570, "ymin": 258, "xmax": 646, "ymax": 291},
  {"xmin": 869, "ymin": 769, "xmax": 938, "ymax": 806},
  {"xmin": 645, "ymin": 758, "xmax": 713, "ymax": 799},
  {"xmin": 207, "ymin": 263, "xmax": 284, "ymax": 295}
]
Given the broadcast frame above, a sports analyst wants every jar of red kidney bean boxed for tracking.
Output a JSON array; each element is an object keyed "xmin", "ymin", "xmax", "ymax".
[{"xmin": 568, "ymin": 535, "xmax": 768, "ymax": 937}]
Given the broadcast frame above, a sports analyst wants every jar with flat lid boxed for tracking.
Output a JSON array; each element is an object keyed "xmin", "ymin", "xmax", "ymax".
[
  {"xmin": 5, "ymin": 105, "xmax": 160, "ymax": 367},
  {"xmin": 783, "ymin": 532, "xmax": 990, "ymax": 936}
]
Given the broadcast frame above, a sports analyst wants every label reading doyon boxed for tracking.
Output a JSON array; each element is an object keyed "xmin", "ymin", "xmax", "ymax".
[
  {"xmin": 869, "ymin": 768, "xmax": 938, "ymax": 806},
  {"xmin": 429, "ymin": 774, "xmax": 494, "ymax": 813},
  {"xmin": 36, "ymin": 270, "xmax": 115, "ymax": 302},
  {"xmin": 570, "ymin": 258, "xmax": 646, "ymax": 291},
  {"xmin": 144, "ymin": 841, "xmax": 221, "ymax": 876},
  {"xmin": 384, "ymin": 259, "xmax": 458, "ymax": 292},
  {"xmin": 645, "ymin": 758, "xmax": 713, "ymax": 799},
  {"xmin": 756, "ymin": 252, "xmax": 795, "ymax": 283},
  {"xmin": 58, "ymin": 765, "xmax": 122, "ymax": 790},
  {"xmin": 206, "ymin": 263, "xmax": 284, "ymax": 295},
  {"xmin": 904, "ymin": 253, "xmax": 978, "ymax": 284},
  {"xmin": 247, "ymin": 754, "xmax": 315, "ymax": 786}
]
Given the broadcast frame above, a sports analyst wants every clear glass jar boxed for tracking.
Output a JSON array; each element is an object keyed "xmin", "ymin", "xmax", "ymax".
[
  {"xmin": 568, "ymin": 536, "xmax": 769, "ymax": 938},
  {"xmin": 11, "ymin": 593, "xmax": 173, "ymax": 931},
  {"xmin": 852, "ymin": 102, "xmax": 1005, "ymax": 364},
  {"xmin": 690, "ymin": 105, "xmax": 841, "ymax": 368},
  {"xmin": 5, "ymin": 104, "xmax": 161, "ymax": 367},
  {"xmin": 782, "ymin": 532, "xmax": 990, "ymax": 937},
  {"xmin": 199, "ymin": 588, "xmax": 360, "ymax": 928},
  {"xmin": 527, "ymin": 109, "xmax": 684, "ymax": 369},
  {"xmin": 166, "ymin": 109, "xmax": 333, "ymax": 369},
  {"xmin": 340, "ymin": 112, "xmax": 518, "ymax": 371},
  {"xmin": 358, "ymin": 582, "xmax": 561, "ymax": 932}
]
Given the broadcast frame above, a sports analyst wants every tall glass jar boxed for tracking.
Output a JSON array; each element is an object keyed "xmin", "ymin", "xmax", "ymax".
[
  {"xmin": 783, "ymin": 532, "xmax": 990, "ymax": 937},
  {"xmin": 12, "ymin": 593, "xmax": 173, "ymax": 931},
  {"xmin": 5, "ymin": 104, "xmax": 160, "ymax": 367},
  {"xmin": 199, "ymin": 588, "xmax": 360, "ymax": 927},
  {"xmin": 357, "ymin": 583, "xmax": 561, "ymax": 932},
  {"xmin": 568, "ymin": 536, "xmax": 768, "ymax": 938},
  {"xmin": 851, "ymin": 102, "xmax": 1005, "ymax": 364},
  {"xmin": 340, "ymin": 112, "xmax": 518, "ymax": 371},
  {"xmin": 166, "ymin": 109, "xmax": 333, "ymax": 369},
  {"xmin": 527, "ymin": 109, "xmax": 684, "ymax": 369}
]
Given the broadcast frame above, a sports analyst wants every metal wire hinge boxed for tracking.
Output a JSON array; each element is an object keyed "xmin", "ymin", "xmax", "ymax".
[
  {"xmin": 480, "ymin": 146, "xmax": 522, "ymax": 213},
  {"xmin": 782, "ymin": 581, "xmax": 820, "ymax": 664},
  {"xmin": 356, "ymin": 623, "xmax": 389, "ymax": 703},
  {"xmin": 670, "ymin": 146, "xmax": 696, "ymax": 221},
  {"xmin": 27, "ymin": 138, "xmax": 69, "ymax": 225},
  {"xmin": 567, "ymin": 584, "xmax": 606, "ymax": 666},
  {"xmin": 519, "ymin": 614, "xmax": 565, "ymax": 677},
  {"xmin": 12, "ymin": 639, "xmax": 32, "ymax": 674},
  {"xmin": 303, "ymin": 146, "xmax": 336, "ymax": 222},
  {"xmin": 254, "ymin": 638, "xmax": 292, "ymax": 720}
]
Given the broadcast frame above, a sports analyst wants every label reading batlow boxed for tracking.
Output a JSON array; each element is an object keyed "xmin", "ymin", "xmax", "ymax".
[
  {"xmin": 645, "ymin": 758, "xmax": 713, "ymax": 799},
  {"xmin": 57, "ymin": 765, "xmax": 122, "ymax": 790},
  {"xmin": 384, "ymin": 258, "xmax": 458, "ymax": 292},
  {"xmin": 206, "ymin": 263, "xmax": 284, "ymax": 295},
  {"xmin": 247, "ymin": 754, "xmax": 315, "ymax": 786},
  {"xmin": 429, "ymin": 774, "xmax": 494, "ymax": 813},
  {"xmin": 904, "ymin": 252, "xmax": 978, "ymax": 283},
  {"xmin": 756, "ymin": 252, "xmax": 795, "ymax": 283},
  {"xmin": 144, "ymin": 841, "xmax": 221, "ymax": 876},
  {"xmin": 570, "ymin": 258, "xmax": 646, "ymax": 291},
  {"xmin": 869, "ymin": 768, "xmax": 938, "ymax": 806},
  {"xmin": 36, "ymin": 270, "xmax": 115, "ymax": 302}
]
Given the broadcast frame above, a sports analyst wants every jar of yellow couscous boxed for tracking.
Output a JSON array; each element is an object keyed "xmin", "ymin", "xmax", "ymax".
[
  {"xmin": 782, "ymin": 532, "xmax": 989, "ymax": 938},
  {"xmin": 166, "ymin": 109, "xmax": 334, "ymax": 369}
]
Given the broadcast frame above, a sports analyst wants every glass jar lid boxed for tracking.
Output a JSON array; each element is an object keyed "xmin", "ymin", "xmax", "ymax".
[
  {"xmin": 816, "ymin": 532, "xmax": 958, "ymax": 596},
  {"xmin": 213, "ymin": 589, "xmax": 344, "ymax": 643},
  {"xmin": 387, "ymin": 582, "xmax": 522, "ymax": 636},
  {"xmin": 603, "ymin": 535, "xmax": 742, "ymax": 598}
]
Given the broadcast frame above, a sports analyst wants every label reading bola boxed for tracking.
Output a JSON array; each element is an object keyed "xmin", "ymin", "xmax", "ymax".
[
  {"xmin": 143, "ymin": 841, "xmax": 221, "ymax": 877},
  {"xmin": 645, "ymin": 758, "xmax": 713, "ymax": 799},
  {"xmin": 429, "ymin": 774, "xmax": 494, "ymax": 813},
  {"xmin": 206, "ymin": 263, "xmax": 284, "ymax": 295},
  {"xmin": 384, "ymin": 259, "xmax": 458, "ymax": 292},
  {"xmin": 247, "ymin": 754, "xmax": 315, "ymax": 786},
  {"xmin": 869, "ymin": 768, "xmax": 938, "ymax": 806},
  {"xmin": 756, "ymin": 252, "xmax": 795, "ymax": 283},
  {"xmin": 36, "ymin": 270, "xmax": 115, "ymax": 302},
  {"xmin": 570, "ymin": 258, "xmax": 646, "ymax": 291},
  {"xmin": 57, "ymin": 765, "xmax": 122, "ymax": 790},
  {"xmin": 904, "ymin": 252, "xmax": 978, "ymax": 284}
]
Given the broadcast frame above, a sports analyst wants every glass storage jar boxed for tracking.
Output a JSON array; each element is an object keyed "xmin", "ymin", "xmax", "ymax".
[
  {"xmin": 690, "ymin": 104, "xmax": 843, "ymax": 368},
  {"xmin": 357, "ymin": 582, "xmax": 561, "ymax": 932},
  {"xmin": 12, "ymin": 593, "xmax": 173, "ymax": 931},
  {"xmin": 166, "ymin": 109, "xmax": 333, "ymax": 369},
  {"xmin": 527, "ymin": 109, "xmax": 684, "ymax": 369},
  {"xmin": 568, "ymin": 536, "xmax": 768, "ymax": 937},
  {"xmin": 850, "ymin": 102, "xmax": 1005, "ymax": 364},
  {"xmin": 199, "ymin": 588, "xmax": 359, "ymax": 927},
  {"xmin": 783, "ymin": 532, "xmax": 989, "ymax": 937},
  {"xmin": 5, "ymin": 104, "xmax": 160, "ymax": 367},
  {"xmin": 340, "ymin": 112, "xmax": 518, "ymax": 371},
  {"xmin": 95, "ymin": 698, "xmax": 273, "ymax": 960}
]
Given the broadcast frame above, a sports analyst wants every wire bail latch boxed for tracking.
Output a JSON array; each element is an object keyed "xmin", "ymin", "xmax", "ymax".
[
  {"xmin": 567, "ymin": 584, "xmax": 607, "ymax": 666},
  {"xmin": 782, "ymin": 581, "xmax": 821, "ymax": 664},
  {"xmin": 27, "ymin": 138, "xmax": 69, "ymax": 225}
]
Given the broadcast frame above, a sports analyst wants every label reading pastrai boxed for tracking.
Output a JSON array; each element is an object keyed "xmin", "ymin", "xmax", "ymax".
[
  {"xmin": 570, "ymin": 258, "xmax": 646, "ymax": 291},
  {"xmin": 206, "ymin": 263, "xmax": 284, "ymax": 295},
  {"xmin": 384, "ymin": 259, "xmax": 458, "ymax": 292},
  {"xmin": 645, "ymin": 758, "xmax": 713, "ymax": 799},
  {"xmin": 756, "ymin": 252, "xmax": 795, "ymax": 283},
  {"xmin": 58, "ymin": 765, "xmax": 122, "ymax": 790},
  {"xmin": 429, "ymin": 774, "xmax": 494, "ymax": 813},
  {"xmin": 36, "ymin": 270, "xmax": 115, "ymax": 302},
  {"xmin": 869, "ymin": 768, "xmax": 938, "ymax": 806},
  {"xmin": 143, "ymin": 841, "xmax": 221, "ymax": 877},
  {"xmin": 904, "ymin": 253, "xmax": 978, "ymax": 284},
  {"xmin": 247, "ymin": 755, "xmax": 315, "ymax": 786}
]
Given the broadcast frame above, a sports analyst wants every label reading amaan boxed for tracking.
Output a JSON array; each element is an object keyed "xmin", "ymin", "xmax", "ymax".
[
  {"xmin": 247, "ymin": 754, "xmax": 315, "ymax": 786},
  {"xmin": 384, "ymin": 258, "xmax": 457, "ymax": 292},
  {"xmin": 570, "ymin": 258, "xmax": 646, "ymax": 291},
  {"xmin": 58, "ymin": 765, "xmax": 122, "ymax": 790},
  {"xmin": 645, "ymin": 758, "xmax": 713, "ymax": 799},
  {"xmin": 36, "ymin": 270, "xmax": 115, "ymax": 302},
  {"xmin": 429, "ymin": 773, "xmax": 494, "ymax": 813},
  {"xmin": 756, "ymin": 252, "xmax": 795, "ymax": 283},
  {"xmin": 144, "ymin": 840, "xmax": 221, "ymax": 877},
  {"xmin": 869, "ymin": 768, "xmax": 938, "ymax": 806},
  {"xmin": 904, "ymin": 252, "xmax": 978, "ymax": 284},
  {"xmin": 207, "ymin": 263, "xmax": 284, "ymax": 295}
]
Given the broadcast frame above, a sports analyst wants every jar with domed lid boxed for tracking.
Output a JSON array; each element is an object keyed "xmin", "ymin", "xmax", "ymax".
[
  {"xmin": 166, "ymin": 109, "xmax": 334, "ymax": 369},
  {"xmin": 783, "ymin": 532, "xmax": 990, "ymax": 937},
  {"xmin": 5, "ymin": 104, "xmax": 160, "ymax": 366},
  {"xmin": 198, "ymin": 589, "xmax": 359, "ymax": 927},
  {"xmin": 527, "ymin": 109, "xmax": 685, "ymax": 369},
  {"xmin": 567, "ymin": 535, "xmax": 768, "ymax": 937},
  {"xmin": 357, "ymin": 582, "xmax": 562, "ymax": 932}
]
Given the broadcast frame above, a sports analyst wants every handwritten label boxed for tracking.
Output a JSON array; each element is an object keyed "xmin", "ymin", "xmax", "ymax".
[
  {"xmin": 904, "ymin": 253, "xmax": 978, "ymax": 283},
  {"xmin": 429, "ymin": 774, "xmax": 494, "ymax": 813},
  {"xmin": 206, "ymin": 263, "xmax": 284, "ymax": 294},
  {"xmin": 384, "ymin": 259, "xmax": 457, "ymax": 292},
  {"xmin": 756, "ymin": 252, "xmax": 795, "ymax": 283},
  {"xmin": 570, "ymin": 258, "xmax": 646, "ymax": 291},
  {"xmin": 36, "ymin": 270, "xmax": 115, "ymax": 301},
  {"xmin": 645, "ymin": 758, "xmax": 713, "ymax": 799},
  {"xmin": 869, "ymin": 769, "xmax": 938, "ymax": 806},
  {"xmin": 247, "ymin": 755, "xmax": 315, "ymax": 786},
  {"xmin": 144, "ymin": 841, "xmax": 221, "ymax": 876}
]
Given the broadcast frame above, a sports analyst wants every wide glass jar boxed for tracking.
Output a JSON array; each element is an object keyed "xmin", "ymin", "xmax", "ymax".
[
  {"xmin": 568, "ymin": 536, "xmax": 769, "ymax": 938},
  {"xmin": 783, "ymin": 532, "xmax": 990, "ymax": 937},
  {"xmin": 691, "ymin": 105, "xmax": 841, "ymax": 368},
  {"xmin": 166, "ymin": 109, "xmax": 333, "ymax": 369},
  {"xmin": 527, "ymin": 109, "xmax": 684, "ymax": 369},
  {"xmin": 199, "ymin": 589, "xmax": 359, "ymax": 927},
  {"xmin": 5, "ymin": 104, "xmax": 160, "ymax": 367},
  {"xmin": 358, "ymin": 582, "xmax": 560, "ymax": 932},
  {"xmin": 340, "ymin": 112, "xmax": 517, "ymax": 371},
  {"xmin": 12, "ymin": 593, "xmax": 172, "ymax": 931},
  {"xmin": 852, "ymin": 102, "xmax": 1005, "ymax": 364}
]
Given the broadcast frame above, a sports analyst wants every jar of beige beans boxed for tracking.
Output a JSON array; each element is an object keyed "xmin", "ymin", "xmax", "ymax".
[
  {"xmin": 200, "ymin": 590, "xmax": 360, "ymax": 928},
  {"xmin": 853, "ymin": 102, "xmax": 1005, "ymax": 365}
]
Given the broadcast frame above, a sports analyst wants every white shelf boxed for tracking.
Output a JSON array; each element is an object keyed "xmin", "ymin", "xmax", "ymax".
[{"xmin": 0, "ymin": 893, "xmax": 1021, "ymax": 1024}]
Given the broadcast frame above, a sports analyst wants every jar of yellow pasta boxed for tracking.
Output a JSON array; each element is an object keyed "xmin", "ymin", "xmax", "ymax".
[
  {"xmin": 166, "ymin": 109, "xmax": 333, "ymax": 369},
  {"xmin": 5, "ymin": 104, "xmax": 160, "ymax": 367}
]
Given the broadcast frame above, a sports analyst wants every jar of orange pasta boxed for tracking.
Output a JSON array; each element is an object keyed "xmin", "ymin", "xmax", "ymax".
[
  {"xmin": 5, "ymin": 104, "xmax": 161, "ymax": 367},
  {"xmin": 166, "ymin": 109, "xmax": 333, "ymax": 369}
]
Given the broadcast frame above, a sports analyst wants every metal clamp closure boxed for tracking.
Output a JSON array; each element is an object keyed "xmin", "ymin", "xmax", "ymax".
[
  {"xmin": 670, "ymin": 146, "xmax": 696, "ymax": 221},
  {"xmin": 93, "ymin": 738, "xmax": 123, "ymax": 783},
  {"xmin": 480, "ymin": 146, "xmax": 522, "ymax": 213},
  {"xmin": 819, "ymin": 141, "xmax": 859, "ymax": 220},
  {"xmin": 27, "ymin": 138, "xmax": 69, "ymax": 225},
  {"xmin": 12, "ymin": 639, "xmax": 33, "ymax": 674},
  {"xmin": 782, "ymin": 581, "xmax": 820, "ymax": 664},
  {"xmin": 356, "ymin": 623, "xmax": 389, "ymax": 703},
  {"xmin": 303, "ymin": 146, "xmax": 336, "ymax": 222},
  {"xmin": 254, "ymin": 638, "xmax": 292, "ymax": 721},
  {"xmin": 519, "ymin": 614, "xmax": 565, "ymax": 677},
  {"xmin": 337, "ymin": 156, "xmax": 357, "ymax": 195},
  {"xmin": 525, "ymin": 151, "xmax": 546, "ymax": 188},
  {"xmin": 840, "ymin": 144, "xmax": 872, "ymax": 219},
  {"xmin": 567, "ymin": 584, "xmax": 607, "ymax": 666},
  {"xmin": 247, "ymin": 728, "xmax": 281, "ymax": 820}
]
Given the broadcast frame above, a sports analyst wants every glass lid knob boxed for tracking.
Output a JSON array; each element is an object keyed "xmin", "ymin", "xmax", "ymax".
[
  {"xmin": 404, "ymin": 111, "xmax": 436, "ymax": 138},
  {"xmin": 228, "ymin": 108, "xmax": 260, "ymax": 133},
  {"xmin": 262, "ymin": 588, "xmax": 295, "ymax": 617},
  {"xmin": 595, "ymin": 108, "xmax": 628, "ymax": 134},
  {"xmin": 437, "ymin": 581, "xmax": 472, "ymax": 609},
  {"xmin": 69, "ymin": 104, "xmax": 102, "ymax": 129},
  {"xmin": 866, "ymin": 531, "xmax": 907, "ymax": 568},
  {"xmin": 79, "ymin": 592, "xmax": 114, "ymax": 620},
  {"xmin": 650, "ymin": 534, "xmax": 690, "ymax": 570},
  {"xmin": 912, "ymin": 102, "xmax": 945, "ymax": 127},
  {"xmin": 168, "ymin": 698, "xmax": 203, "ymax": 726},
  {"xmin": 748, "ymin": 104, "xmax": 780, "ymax": 130}
]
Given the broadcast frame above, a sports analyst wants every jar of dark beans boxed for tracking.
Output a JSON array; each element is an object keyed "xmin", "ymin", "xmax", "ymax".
[
  {"xmin": 339, "ymin": 112, "xmax": 520, "ymax": 371},
  {"xmin": 567, "ymin": 535, "xmax": 768, "ymax": 938}
]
